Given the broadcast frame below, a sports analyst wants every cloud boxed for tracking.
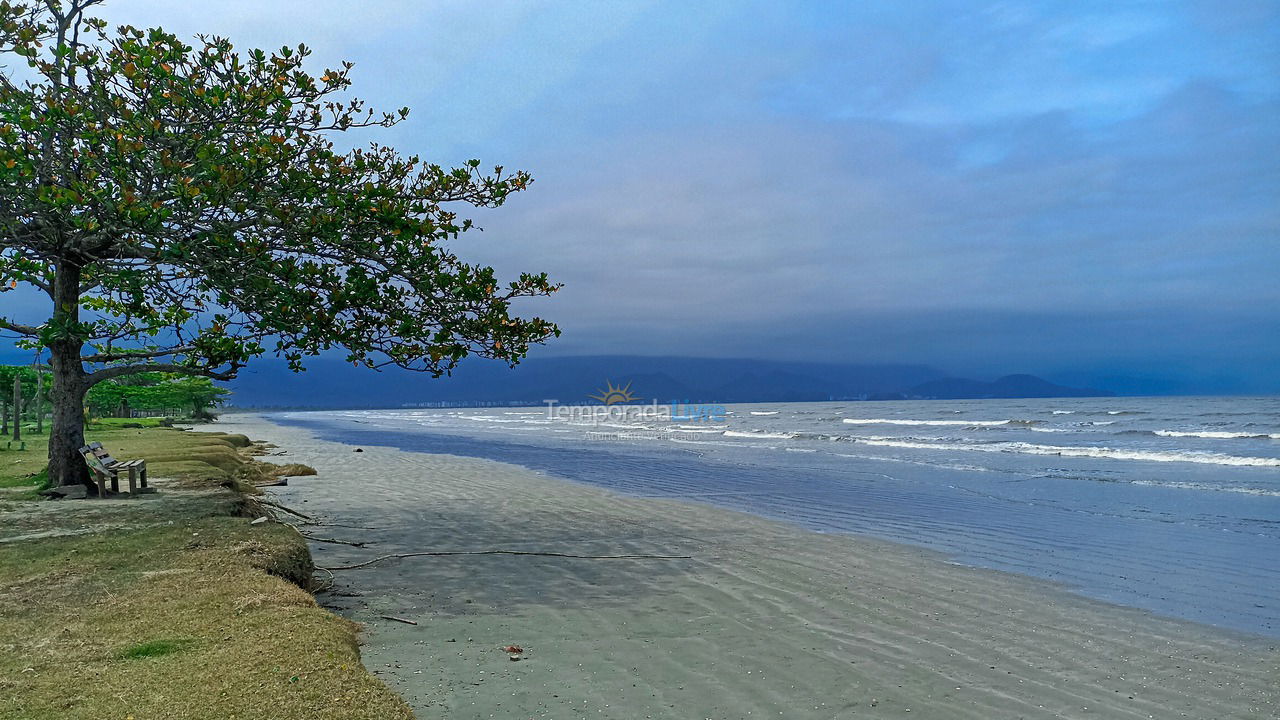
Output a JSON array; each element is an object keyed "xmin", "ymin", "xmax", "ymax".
[
  {"xmin": 3, "ymin": 1, "xmax": 1276, "ymax": 392},
  {"xmin": 474, "ymin": 81, "xmax": 1278, "ymax": 338}
]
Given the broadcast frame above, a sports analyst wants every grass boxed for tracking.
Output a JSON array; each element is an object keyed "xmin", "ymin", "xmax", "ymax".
[
  {"xmin": 0, "ymin": 426, "xmax": 412, "ymax": 720},
  {"xmin": 0, "ymin": 468, "xmax": 44, "ymax": 489},
  {"xmin": 117, "ymin": 638, "xmax": 197, "ymax": 660},
  {"xmin": 89, "ymin": 416, "xmax": 174, "ymax": 429}
]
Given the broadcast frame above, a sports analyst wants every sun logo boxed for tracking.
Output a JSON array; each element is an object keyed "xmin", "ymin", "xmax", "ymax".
[{"xmin": 589, "ymin": 379, "xmax": 639, "ymax": 405}]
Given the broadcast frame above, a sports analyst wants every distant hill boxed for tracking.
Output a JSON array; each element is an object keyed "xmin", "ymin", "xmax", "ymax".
[
  {"xmin": 228, "ymin": 355, "xmax": 944, "ymax": 407},
  {"xmin": 906, "ymin": 374, "xmax": 1114, "ymax": 399},
  {"xmin": 711, "ymin": 370, "xmax": 836, "ymax": 402},
  {"xmin": 226, "ymin": 355, "xmax": 1112, "ymax": 407}
]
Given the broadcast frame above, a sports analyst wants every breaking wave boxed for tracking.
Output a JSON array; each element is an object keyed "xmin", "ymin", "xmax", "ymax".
[
  {"xmin": 1154, "ymin": 430, "xmax": 1280, "ymax": 440},
  {"xmin": 843, "ymin": 418, "xmax": 1013, "ymax": 427},
  {"xmin": 723, "ymin": 430, "xmax": 798, "ymax": 439},
  {"xmin": 851, "ymin": 437, "xmax": 1280, "ymax": 467}
]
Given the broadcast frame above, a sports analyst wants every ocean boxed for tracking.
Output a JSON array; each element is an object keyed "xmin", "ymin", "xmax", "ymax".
[{"xmin": 271, "ymin": 395, "xmax": 1280, "ymax": 638}]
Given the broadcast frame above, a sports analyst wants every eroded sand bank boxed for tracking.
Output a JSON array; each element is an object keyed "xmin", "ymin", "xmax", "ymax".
[{"xmin": 219, "ymin": 415, "xmax": 1277, "ymax": 719}]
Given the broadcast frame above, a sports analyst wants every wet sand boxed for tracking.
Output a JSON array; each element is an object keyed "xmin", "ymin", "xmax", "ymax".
[{"xmin": 220, "ymin": 415, "xmax": 1277, "ymax": 719}]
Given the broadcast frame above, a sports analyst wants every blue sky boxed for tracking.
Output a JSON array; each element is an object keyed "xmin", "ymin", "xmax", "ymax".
[{"xmin": 4, "ymin": 1, "xmax": 1278, "ymax": 393}]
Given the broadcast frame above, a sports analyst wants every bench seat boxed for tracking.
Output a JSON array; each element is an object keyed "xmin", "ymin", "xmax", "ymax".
[{"xmin": 79, "ymin": 442, "xmax": 151, "ymax": 496}]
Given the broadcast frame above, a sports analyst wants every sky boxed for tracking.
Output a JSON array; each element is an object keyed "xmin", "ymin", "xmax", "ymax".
[{"xmin": 3, "ymin": 1, "xmax": 1279, "ymax": 394}]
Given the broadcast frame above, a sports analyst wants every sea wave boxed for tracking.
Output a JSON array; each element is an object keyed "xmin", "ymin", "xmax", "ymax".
[
  {"xmin": 1128, "ymin": 480, "xmax": 1280, "ymax": 497},
  {"xmin": 851, "ymin": 437, "xmax": 1280, "ymax": 467},
  {"xmin": 723, "ymin": 430, "xmax": 798, "ymax": 439},
  {"xmin": 1154, "ymin": 430, "xmax": 1280, "ymax": 440},
  {"xmin": 842, "ymin": 418, "xmax": 1011, "ymax": 427},
  {"xmin": 750, "ymin": 411, "xmax": 780, "ymax": 416}
]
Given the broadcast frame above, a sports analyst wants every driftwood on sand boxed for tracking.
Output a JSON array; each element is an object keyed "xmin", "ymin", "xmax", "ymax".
[{"xmin": 379, "ymin": 615, "xmax": 418, "ymax": 625}]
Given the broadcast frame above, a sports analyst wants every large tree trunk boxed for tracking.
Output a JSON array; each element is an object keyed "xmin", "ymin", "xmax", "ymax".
[{"xmin": 46, "ymin": 261, "xmax": 90, "ymax": 491}]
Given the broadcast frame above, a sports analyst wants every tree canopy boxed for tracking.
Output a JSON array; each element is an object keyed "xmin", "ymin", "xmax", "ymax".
[
  {"xmin": 86, "ymin": 372, "xmax": 227, "ymax": 418},
  {"xmin": 0, "ymin": 0, "xmax": 560, "ymax": 487},
  {"xmin": 0, "ymin": 0, "xmax": 559, "ymax": 381}
]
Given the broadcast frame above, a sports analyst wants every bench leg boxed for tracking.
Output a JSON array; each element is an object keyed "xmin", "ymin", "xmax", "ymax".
[
  {"xmin": 109, "ymin": 470, "xmax": 119, "ymax": 494},
  {"xmin": 95, "ymin": 471, "xmax": 107, "ymax": 498},
  {"xmin": 140, "ymin": 465, "xmax": 148, "ymax": 489},
  {"xmin": 127, "ymin": 466, "xmax": 137, "ymax": 494}
]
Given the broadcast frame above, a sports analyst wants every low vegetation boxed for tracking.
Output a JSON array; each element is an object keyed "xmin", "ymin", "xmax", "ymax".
[{"xmin": 0, "ymin": 427, "xmax": 412, "ymax": 720}]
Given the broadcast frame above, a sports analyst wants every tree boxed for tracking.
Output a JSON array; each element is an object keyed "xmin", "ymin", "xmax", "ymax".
[
  {"xmin": 87, "ymin": 372, "xmax": 228, "ymax": 418},
  {"xmin": 0, "ymin": 1, "xmax": 560, "ymax": 490},
  {"xmin": 0, "ymin": 364, "xmax": 41, "ymax": 435},
  {"xmin": 153, "ymin": 376, "xmax": 229, "ymax": 418}
]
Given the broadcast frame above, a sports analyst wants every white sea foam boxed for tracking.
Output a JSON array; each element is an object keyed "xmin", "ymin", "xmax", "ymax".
[
  {"xmin": 842, "ymin": 418, "xmax": 1010, "ymax": 426},
  {"xmin": 750, "ymin": 411, "xmax": 780, "ymax": 416},
  {"xmin": 723, "ymin": 430, "xmax": 798, "ymax": 439},
  {"xmin": 1128, "ymin": 480, "xmax": 1280, "ymax": 497},
  {"xmin": 1154, "ymin": 430, "xmax": 1280, "ymax": 440},
  {"xmin": 594, "ymin": 422, "xmax": 654, "ymax": 431},
  {"xmin": 668, "ymin": 438, "xmax": 755, "ymax": 448},
  {"xmin": 851, "ymin": 437, "xmax": 1280, "ymax": 467},
  {"xmin": 1052, "ymin": 410, "xmax": 1074, "ymax": 415}
]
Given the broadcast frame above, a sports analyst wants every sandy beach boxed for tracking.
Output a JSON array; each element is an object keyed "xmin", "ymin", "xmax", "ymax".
[{"xmin": 217, "ymin": 414, "xmax": 1277, "ymax": 719}]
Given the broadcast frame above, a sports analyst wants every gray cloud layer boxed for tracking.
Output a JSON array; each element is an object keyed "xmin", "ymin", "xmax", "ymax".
[{"xmin": 2, "ymin": 1, "xmax": 1276, "ymax": 392}]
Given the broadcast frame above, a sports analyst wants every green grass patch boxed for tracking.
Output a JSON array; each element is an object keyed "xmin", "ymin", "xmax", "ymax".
[
  {"xmin": 0, "ymin": 426, "xmax": 291, "ymax": 495},
  {"xmin": 0, "ymin": 434, "xmax": 52, "ymax": 486},
  {"xmin": 0, "ymin": 469, "xmax": 43, "ymax": 489},
  {"xmin": 0, "ymin": 469, "xmax": 47, "ymax": 501},
  {"xmin": 117, "ymin": 638, "xmax": 196, "ymax": 660},
  {"xmin": 89, "ymin": 417, "xmax": 175, "ymax": 429}
]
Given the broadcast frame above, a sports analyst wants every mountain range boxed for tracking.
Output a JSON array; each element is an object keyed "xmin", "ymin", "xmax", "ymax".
[{"xmin": 225, "ymin": 355, "xmax": 1112, "ymax": 408}]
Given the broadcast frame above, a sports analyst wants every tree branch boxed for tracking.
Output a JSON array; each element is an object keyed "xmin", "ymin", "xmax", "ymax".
[
  {"xmin": 85, "ymin": 361, "xmax": 239, "ymax": 387},
  {"xmin": 81, "ymin": 345, "xmax": 194, "ymax": 363},
  {"xmin": 0, "ymin": 317, "xmax": 40, "ymax": 335}
]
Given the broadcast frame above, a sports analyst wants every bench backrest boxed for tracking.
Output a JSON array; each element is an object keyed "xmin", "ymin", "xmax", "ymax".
[
  {"xmin": 79, "ymin": 446, "xmax": 111, "ymax": 477},
  {"xmin": 87, "ymin": 441, "xmax": 118, "ymax": 465}
]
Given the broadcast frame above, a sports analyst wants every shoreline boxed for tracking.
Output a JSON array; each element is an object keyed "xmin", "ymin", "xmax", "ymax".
[
  {"xmin": 222, "ymin": 413, "xmax": 1278, "ymax": 719},
  {"xmin": 270, "ymin": 403, "xmax": 1280, "ymax": 639}
]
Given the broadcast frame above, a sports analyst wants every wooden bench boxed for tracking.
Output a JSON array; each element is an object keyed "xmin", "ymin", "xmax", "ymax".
[{"xmin": 79, "ymin": 442, "xmax": 150, "ymax": 497}]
